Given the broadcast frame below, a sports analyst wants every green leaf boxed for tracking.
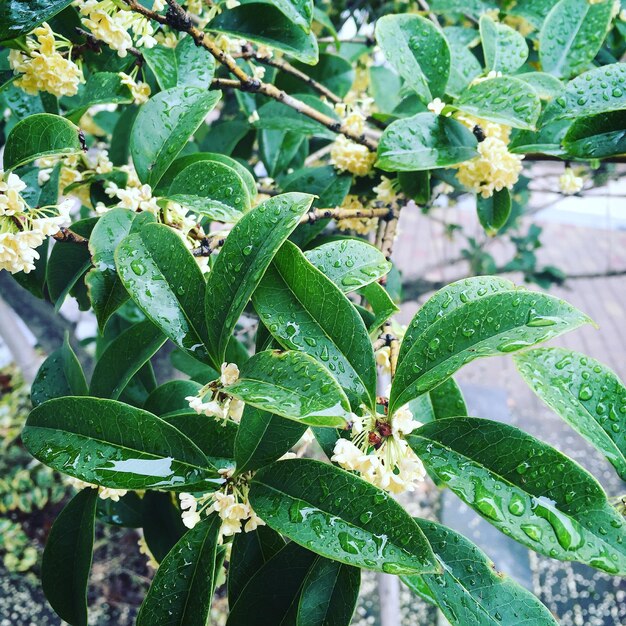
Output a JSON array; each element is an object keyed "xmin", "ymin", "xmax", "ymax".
[
  {"xmin": 41, "ymin": 489, "xmax": 97, "ymax": 626},
  {"xmin": 210, "ymin": 2, "xmax": 319, "ymax": 64},
  {"xmin": 249, "ymin": 458, "xmax": 438, "ymax": 574},
  {"xmin": 252, "ymin": 240, "xmax": 376, "ymax": 409},
  {"xmin": 515, "ymin": 348, "xmax": 626, "ymax": 481},
  {"xmin": 226, "ymin": 541, "xmax": 318, "ymax": 626},
  {"xmin": 66, "ymin": 72, "xmax": 133, "ymax": 122},
  {"xmin": 130, "ymin": 86, "xmax": 221, "ymax": 187},
  {"xmin": 408, "ymin": 377, "xmax": 468, "ymax": 424},
  {"xmin": 359, "ymin": 281, "xmax": 400, "ymax": 336},
  {"xmin": 376, "ymin": 112, "xmax": 477, "ymax": 172},
  {"xmin": 137, "ymin": 514, "xmax": 222, "ymax": 626},
  {"xmin": 0, "ymin": 0, "xmax": 73, "ymax": 41},
  {"xmin": 96, "ymin": 491, "xmax": 143, "ymax": 528},
  {"xmin": 304, "ymin": 240, "xmax": 391, "ymax": 293},
  {"xmin": 390, "ymin": 280, "xmax": 591, "ymax": 414},
  {"xmin": 90, "ymin": 321, "xmax": 165, "ymax": 400},
  {"xmin": 276, "ymin": 53, "xmax": 354, "ymax": 98},
  {"xmin": 375, "ymin": 14, "xmax": 450, "ymax": 101},
  {"xmin": 456, "ymin": 77, "xmax": 541, "ymax": 130},
  {"xmin": 479, "ymin": 14, "xmax": 528, "ymax": 74},
  {"xmin": 515, "ymin": 72, "xmax": 563, "ymax": 100},
  {"xmin": 297, "ymin": 558, "xmax": 360, "ymax": 626},
  {"xmin": 430, "ymin": 0, "xmax": 497, "ymax": 19},
  {"xmin": 563, "ymin": 110, "xmax": 626, "ymax": 159},
  {"xmin": 115, "ymin": 222, "xmax": 211, "ymax": 363},
  {"xmin": 235, "ymin": 405, "xmax": 307, "ymax": 475},
  {"xmin": 205, "ymin": 192, "xmax": 313, "ymax": 367},
  {"xmin": 3, "ymin": 113, "xmax": 82, "ymax": 170},
  {"xmin": 23, "ymin": 397, "xmax": 218, "ymax": 490},
  {"xmin": 477, "ymin": 188, "xmax": 511, "ymax": 236},
  {"xmin": 225, "ymin": 350, "xmax": 352, "ymax": 428},
  {"xmin": 281, "ymin": 165, "xmax": 351, "ymax": 210},
  {"xmin": 408, "ymin": 417, "xmax": 626, "ymax": 575},
  {"xmin": 31, "ymin": 335, "xmax": 88, "ymax": 407},
  {"xmin": 264, "ymin": 0, "xmax": 313, "ymax": 33},
  {"xmin": 401, "ymin": 518, "xmax": 558, "ymax": 626},
  {"xmin": 543, "ymin": 64, "xmax": 626, "ymax": 122},
  {"xmin": 142, "ymin": 491, "xmax": 186, "ymax": 563},
  {"xmin": 143, "ymin": 380, "xmax": 202, "ymax": 416},
  {"xmin": 539, "ymin": 0, "xmax": 613, "ymax": 79},
  {"xmin": 142, "ymin": 36, "xmax": 216, "ymax": 90},
  {"xmin": 446, "ymin": 39, "xmax": 482, "ymax": 98}
]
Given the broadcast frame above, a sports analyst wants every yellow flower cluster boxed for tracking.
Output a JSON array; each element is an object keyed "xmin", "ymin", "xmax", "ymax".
[
  {"xmin": 9, "ymin": 23, "xmax": 83, "ymax": 97},
  {"xmin": 559, "ymin": 168, "xmax": 584, "ymax": 195},
  {"xmin": 119, "ymin": 71, "xmax": 151, "ymax": 104},
  {"xmin": 373, "ymin": 175, "xmax": 400, "ymax": 205},
  {"xmin": 454, "ymin": 114, "xmax": 523, "ymax": 198},
  {"xmin": 66, "ymin": 476, "xmax": 128, "ymax": 502},
  {"xmin": 330, "ymin": 135, "xmax": 376, "ymax": 177}
]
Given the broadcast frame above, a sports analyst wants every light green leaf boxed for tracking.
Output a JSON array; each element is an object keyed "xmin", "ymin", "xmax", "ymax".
[
  {"xmin": 446, "ymin": 40, "xmax": 483, "ymax": 98},
  {"xmin": 264, "ymin": 0, "xmax": 313, "ymax": 33},
  {"xmin": 3, "ymin": 113, "xmax": 82, "ymax": 170},
  {"xmin": 205, "ymin": 192, "xmax": 313, "ymax": 367},
  {"xmin": 402, "ymin": 518, "xmax": 558, "ymax": 625},
  {"xmin": 281, "ymin": 165, "xmax": 352, "ymax": 210},
  {"xmin": 42, "ymin": 489, "xmax": 97, "ymax": 626},
  {"xmin": 252, "ymin": 240, "xmax": 377, "ymax": 409},
  {"xmin": 480, "ymin": 14, "xmax": 528, "ymax": 74},
  {"xmin": 408, "ymin": 417, "xmax": 626, "ymax": 575},
  {"xmin": 130, "ymin": 86, "xmax": 221, "ymax": 187},
  {"xmin": 456, "ymin": 77, "xmax": 541, "ymax": 130},
  {"xmin": 0, "ymin": 0, "xmax": 73, "ymax": 40},
  {"xmin": 375, "ymin": 14, "xmax": 451, "ymax": 101},
  {"xmin": 477, "ymin": 188, "xmax": 511, "ymax": 236},
  {"xmin": 539, "ymin": 0, "xmax": 613, "ymax": 79},
  {"xmin": 376, "ymin": 112, "xmax": 477, "ymax": 172},
  {"xmin": 137, "ymin": 514, "xmax": 222, "ymax": 626},
  {"xmin": 359, "ymin": 281, "xmax": 399, "ymax": 337},
  {"xmin": 249, "ymin": 458, "xmax": 439, "ymax": 574},
  {"xmin": 515, "ymin": 72, "xmax": 563, "ymax": 100},
  {"xmin": 23, "ymin": 397, "xmax": 218, "ymax": 490},
  {"xmin": 390, "ymin": 280, "xmax": 591, "ymax": 413},
  {"xmin": 225, "ymin": 350, "xmax": 352, "ymax": 428},
  {"xmin": 115, "ymin": 222, "xmax": 211, "ymax": 364},
  {"xmin": 515, "ymin": 348, "xmax": 626, "ymax": 481}
]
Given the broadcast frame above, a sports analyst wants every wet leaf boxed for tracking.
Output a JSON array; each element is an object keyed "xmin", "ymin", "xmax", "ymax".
[
  {"xmin": 480, "ymin": 14, "xmax": 528, "ymax": 74},
  {"xmin": 563, "ymin": 110, "xmax": 626, "ymax": 159},
  {"xmin": 143, "ymin": 380, "xmax": 202, "ymax": 416},
  {"xmin": 477, "ymin": 188, "xmax": 511, "ymax": 236},
  {"xmin": 408, "ymin": 377, "xmax": 468, "ymax": 424}
]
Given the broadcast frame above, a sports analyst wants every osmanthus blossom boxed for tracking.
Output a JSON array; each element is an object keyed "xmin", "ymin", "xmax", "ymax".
[
  {"xmin": 186, "ymin": 363, "xmax": 245, "ymax": 423},
  {"xmin": 336, "ymin": 194, "xmax": 377, "ymax": 235},
  {"xmin": 65, "ymin": 476, "xmax": 128, "ymax": 502},
  {"xmin": 559, "ymin": 168, "xmax": 584, "ymax": 195},
  {"xmin": 330, "ymin": 104, "xmax": 377, "ymax": 177}
]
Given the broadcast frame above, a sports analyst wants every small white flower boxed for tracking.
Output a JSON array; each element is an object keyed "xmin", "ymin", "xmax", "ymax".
[
  {"xmin": 559, "ymin": 168, "xmax": 583, "ymax": 195},
  {"xmin": 427, "ymin": 98, "xmax": 446, "ymax": 115},
  {"xmin": 220, "ymin": 362, "xmax": 240, "ymax": 386}
]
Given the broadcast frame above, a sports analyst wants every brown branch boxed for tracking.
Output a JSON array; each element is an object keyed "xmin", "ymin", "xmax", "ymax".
[
  {"xmin": 191, "ymin": 234, "xmax": 226, "ymax": 257},
  {"xmin": 301, "ymin": 206, "xmax": 393, "ymax": 224},
  {"xmin": 53, "ymin": 227, "xmax": 89, "ymax": 245},
  {"xmin": 379, "ymin": 207, "xmax": 400, "ymax": 260},
  {"xmin": 211, "ymin": 77, "xmax": 243, "ymax": 90}
]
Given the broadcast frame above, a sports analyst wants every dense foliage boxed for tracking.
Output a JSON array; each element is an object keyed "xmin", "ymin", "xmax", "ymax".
[{"xmin": 1, "ymin": 0, "xmax": 626, "ymax": 624}]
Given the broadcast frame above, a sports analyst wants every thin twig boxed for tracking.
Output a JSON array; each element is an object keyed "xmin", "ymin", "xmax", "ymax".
[
  {"xmin": 53, "ymin": 227, "xmax": 89, "ymax": 245},
  {"xmin": 301, "ymin": 206, "xmax": 393, "ymax": 224},
  {"xmin": 379, "ymin": 206, "xmax": 400, "ymax": 260}
]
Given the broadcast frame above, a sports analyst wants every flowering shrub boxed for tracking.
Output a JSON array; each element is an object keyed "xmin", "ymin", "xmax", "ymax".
[{"xmin": 1, "ymin": 0, "xmax": 626, "ymax": 624}]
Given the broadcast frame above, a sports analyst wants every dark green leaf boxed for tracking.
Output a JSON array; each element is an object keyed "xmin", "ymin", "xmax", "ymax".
[
  {"xmin": 253, "ymin": 240, "xmax": 376, "ymax": 409},
  {"xmin": 225, "ymin": 350, "xmax": 351, "ymax": 427},
  {"xmin": 90, "ymin": 320, "xmax": 165, "ymax": 400},
  {"xmin": 137, "ymin": 514, "xmax": 222, "ymax": 626},
  {"xmin": 115, "ymin": 222, "xmax": 211, "ymax": 363},
  {"xmin": 130, "ymin": 86, "xmax": 221, "ymax": 187},
  {"xmin": 359, "ymin": 281, "xmax": 399, "ymax": 336},
  {"xmin": 445, "ymin": 39, "xmax": 482, "ymax": 99},
  {"xmin": 479, "ymin": 14, "xmax": 528, "ymax": 74},
  {"xmin": 205, "ymin": 192, "xmax": 313, "ymax": 367},
  {"xmin": 4, "ymin": 113, "xmax": 82, "ymax": 170},
  {"xmin": 477, "ymin": 188, "xmax": 511, "ymax": 236},
  {"xmin": 249, "ymin": 458, "xmax": 438, "ymax": 574},
  {"xmin": 264, "ymin": 0, "xmax": 313, "ymax": 33},
  {"xmin": 515, "ymin": 348, "xmax": 626, "ymax": 481},
  {"xmin": 376, "ymin": 112, "xmax": 477, "ymax": 172},
  {"xmin": 408, "ymin": 377, "xmax": 468, "ymax": 424},
  {"xmin": 281, "ymin": 165, "xmax": 352, "ymax": 210},
  {"xmin": 402, "ymin": 518, "xmax": 558, "ymax": 625},
  {"xmin": 66, "ymin": 72, "xmax": 133, "ymax": 122},
  {"xmin": 276, "ymin": 53, "xmax": 354, "ymax": 98},
  {"xmin": 23, "ymin": 397, "xmax": 217, "ymax": 490},
  {"xmin": 0, "ymin": 0, "xmax": 73, "ymax": 41},
  {"xmin": 408, "ymin": 417, "xmax": 626, "ymax": 575},
  {"xmin": 144, "ymin": 380, "xmax": 202, "ymax": 416},
  {"xmin": 142, "ymin": 491, "xmax": 187, "ymax": 563},
  {"xmin": 42, "ymin": 489, "xmax": 97, "ymax": 626},
  {"xmin": 96, "ymin": 491, "xmax": 143, "ymax": 528},
  {"xmin": 563, "ymin": 110, "xmax": 626, "ymax": 159}
]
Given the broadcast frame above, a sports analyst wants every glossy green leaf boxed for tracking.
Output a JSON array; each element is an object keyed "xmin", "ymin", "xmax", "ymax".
[
  {"xmin": 205, "ymin": 192, "xmax": 313, "ymax": 367},
  {"xmin": 142, "ymin": 36, "xmax": 216, "ymax": 90},
  {"xmin": 359, "ymin": 281, "xmax": 400, "ymax": 336},
  {"xmin": 66, "ymin": 72, "xmax": 133, "ymax": 122},
  {"xmin": 375, "ymin": 14, "xmax": 451, "ymax": 101},
  {"xmin": 96, "ymin": 491, "xmax": 143, "ymax": 528},
  {"xmin": 226, "ymin": 540, "xmax": 318, "ymax": 625},
  {"xmin": 539, "ymin": 0, "xmax": 613, "ymax": 79},
  {"xmin": 402, "ymin": 518, "xmax": 558, "ymax": 625},
  {"xmin": 477, "ymin": 188, "xmax": 511, "ymax": 236},
  {"xmin": 276, "ymin": 53, "xmax": 354, "ymax": 98},
  {"xmin": 130, "ymin": 86, "xmax": 221, "ymax": 187},
  {"xmin": 456, "ymin": 77, "xmax": 541, "ymax": 130},
  {"xmin": 281, "ymin": 165, "xmax": 352, "ymax": 210},
  {"xmin": 210, "ymin": 2, "xmax": 319, "ymax": 64},
  {"xmin": 376, "ymin": 112, "xmax": 477, "ymax": 172},
  {"xmin": 297, "ymin": 558, "xmax": 360, "ymax": 626},
  {"xmin": 515, "ymin": 72, "xmax": 563, "ymax": 100},
  {"xmin": 249, "ymin": 458, "xmax": 438, "ymax": 574},
  {"xmin": 3, "ymin": 113, "xmax": 82, "ymax": 170},
  {"xmin": 31, "ymin": 335, "xmax": 88, "ymax": 407},
  {"xmin": 252, "ymin": 240, "xmax": 376, "ymax": 409},
  {"xmin": 563, "ymin": 110, "xmax": 626, "ymax": 159},
  {"xmin": 446, "ymin": 38, "xmax": 482, "ymax": 98},
  {"xmin": 430, "ymin": 0, "xmax": 497, "ymax": 19},
  {"xmin": 41, "ymin": 489, "xmax": 97, "ymax": 626},
  {"xmin": 480, "ymin": 14, "xmax": 528, "ymax": 74},
  {"xmin": 235, "ymin": 405, "xmax": 307, "ymax": 475},
  {"xmin": 304, "ymin": 240, "xmax": 391, "ymax": 293},
  {"xmin": 90, "ymin": 321, "xmax": 165, "ymax": 400},
  {"xmin": 390, "ymin": 280, "xmax": 591, "ymax": 413},
  {"xmin": 408, "ymin": 417, "xmax": 626, "ymax": 575},
  {"xmin": 23, "ymin": 397, "xmax": 218, "ymax": 490},
  {"xmin": 225, "ymin": 350, "xmax": 351, "ymax": 427},
  {"xmin": 137, "ymin": 514, "xmax": 221, "ymax": 626},
  {"xmin": 142, "ymin": 491, "xmax": 187, "ymax": 563},
  {"xmin": 0, "ymin": 0, "xmax": 73, "ymax": 40},
  {"xmin": 515, "ymin": 348, "xmax": 626, "ymax": 481},
  {"xmin": 508, "ymin": 0, "xmax": 555, "ymax": 28},
  {"xmin": 264, "ymin": 0, "xmax": 313, "ymax": 32},
  {"xmin": 408, "ymin": 377, "xmax": 468, "ymax": 424},
  {"xmin": 115, "ymin": 222, "xmax": 211, "ymax": 363},
  {"xmin": 144, "ymin": 380, "xmax": 202, "ymax": 416}
]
